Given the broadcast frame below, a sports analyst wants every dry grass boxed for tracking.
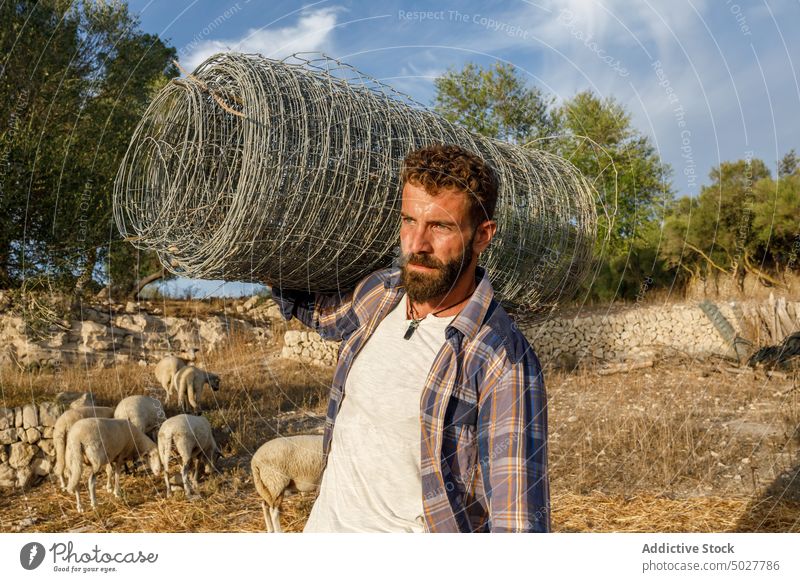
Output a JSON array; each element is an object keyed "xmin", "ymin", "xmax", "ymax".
[{"xmin": 2, "ymin": 334, "xmax": 800, "ymax": 533}]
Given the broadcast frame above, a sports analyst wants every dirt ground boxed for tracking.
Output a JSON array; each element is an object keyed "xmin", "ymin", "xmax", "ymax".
[{"xmin": 1, "ymin": 345, "xmax": 799, "ymax": 533}]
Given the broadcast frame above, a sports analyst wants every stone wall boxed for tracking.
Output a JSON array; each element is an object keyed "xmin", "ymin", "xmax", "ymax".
[
  {"xmin": 277, "ymin": 299, "xmax": 800, "ymax": 367},
  {"xmin": 0, "ymin": 401, "xmax": 63, "ymax": 488},
  {"xmin": 280, "ymin": 330, "xmax": 338, "ymax": 366},
  {"xmin": 0, "ymin": 298, "xmax": 279, "ymax": 371}
]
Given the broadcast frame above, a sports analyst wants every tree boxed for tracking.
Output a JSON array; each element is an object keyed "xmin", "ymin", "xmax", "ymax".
[
  {"xmin": 778, "ymin": 149, "xmax": 798, "ymax": 178},
  {"xmin": 0, "ymin": 0, "xmax": 176, "ymax": 296},
  {"xmin": 433, "ymin": 63, "xmax": 672, "ymax": 301},
  {"xmin": 660, "ymin": 158, "xmax": 784, "ymax": 288},
  {"xmin": 434, "ymin": 61, "xmax": 555, "ymax": 144}
]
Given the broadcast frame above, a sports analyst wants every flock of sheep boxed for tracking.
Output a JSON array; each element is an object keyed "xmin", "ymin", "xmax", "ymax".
[{"xmin": 53, "ymin": 355, "xmax": 325, "ymax": 532}]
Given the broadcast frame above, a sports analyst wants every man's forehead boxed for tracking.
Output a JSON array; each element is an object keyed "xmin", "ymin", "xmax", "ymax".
[{"xmin": 401, "ymin": 183, "xmax": 469, "ymax": 218}]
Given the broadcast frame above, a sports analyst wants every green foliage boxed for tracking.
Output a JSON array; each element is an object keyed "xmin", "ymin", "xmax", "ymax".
[
  {"xmin": 0, "ymin": 0, "xmax": 176, "ymax": 296},
  {"xmin": 660, "ymin": 157, "xmax": 798, "ymax": 287},
  {"xmin": 434, "ymin": 62, "xmax": 555, "ymax": 144},
  {"xmin": 433, "ymin": 63, "xmax": 672, "ymax": 301}
]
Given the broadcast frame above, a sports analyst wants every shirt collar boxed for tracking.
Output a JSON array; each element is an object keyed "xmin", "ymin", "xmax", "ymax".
[{"xmin": 384, "ymin": 264, "xmax": 495, "ymax": 343}]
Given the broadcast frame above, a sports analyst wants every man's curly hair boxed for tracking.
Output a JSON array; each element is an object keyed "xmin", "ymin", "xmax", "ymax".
[{"xmin": 401, "ymin": 144, "xmax": 499, "ymax": 227}]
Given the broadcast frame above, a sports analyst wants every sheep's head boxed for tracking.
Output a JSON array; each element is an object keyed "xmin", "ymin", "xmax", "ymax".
[
  {"xmin": 146, "ymin": 448, "xmax": 162, "ymax": 477},
  {"xmin": 208, "ymin": 373, "xmax": 221, "ymax": 392}
]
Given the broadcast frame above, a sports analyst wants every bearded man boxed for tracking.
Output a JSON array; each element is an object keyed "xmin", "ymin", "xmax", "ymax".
[{"xmin": 271, "ymin": 143, "xmax": 550, "ymax": 533}]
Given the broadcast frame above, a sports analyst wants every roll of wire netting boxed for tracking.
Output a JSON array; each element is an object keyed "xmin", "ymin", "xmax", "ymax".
[{"xmin": 113, "ymin": 52, "xmax": 598, "ymax": 309}]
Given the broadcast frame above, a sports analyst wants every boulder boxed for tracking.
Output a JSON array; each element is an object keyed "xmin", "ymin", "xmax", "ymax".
[
  {"xmin": 25, "ymin": 428, "xmax": 41, "ymax": 444},
  {"xmin": 0, "ymin": 408, "xmax": 12, "ymax": 430},
  {"xmin": 0, "ymin": 463, "xmax": 15, "ymax": 488},
  {"xmin": 16, "ymin": 465, "xmax": 35, "ymax": 488},
  {"xmin": 8, "ymin": 442, "xmax": 37, "ymax": 469},
  {"xmin": 22, "ymin": 404, "xmax": 38, "ymax": 429},
  {"xmin": 31, "ymin": 457, "xmax": 51, "ymax": 477},
  {"xmin": 38, "ymin": 402, "xmax": 61, "ymax": 427},
  {"xmin": 38, "ymin": 438, "xmax": 55, "ymax": 457},
  {"xmin": 0, "ymin": 428, "xmax": 17, "ymax": 444}
]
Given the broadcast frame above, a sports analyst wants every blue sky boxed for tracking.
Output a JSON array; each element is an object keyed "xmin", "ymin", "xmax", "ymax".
[{"xmin": 125, "ymin": 0, "xmax": 800, "ymax": 297}]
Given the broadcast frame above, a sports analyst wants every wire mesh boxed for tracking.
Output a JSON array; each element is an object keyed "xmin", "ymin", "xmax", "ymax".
[{"xmin": 113, "ymin": 52, "xmax": 598, "ymax": 309}]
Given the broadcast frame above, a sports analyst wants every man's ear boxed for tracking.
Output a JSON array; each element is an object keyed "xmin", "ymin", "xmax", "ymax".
[{"xmin": 473, "ymin": 220, "xmax": 497, "ymax": 254}]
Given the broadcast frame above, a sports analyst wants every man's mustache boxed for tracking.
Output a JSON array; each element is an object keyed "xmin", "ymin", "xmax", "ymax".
[{"xmin": 402, "ymin": 253, "xmax": 443, "ymax": 270}]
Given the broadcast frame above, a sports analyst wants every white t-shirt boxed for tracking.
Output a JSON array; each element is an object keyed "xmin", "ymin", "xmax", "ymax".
[{"xmin": 303, "ymin": 294, "xmax": 455, "ymax": 532}]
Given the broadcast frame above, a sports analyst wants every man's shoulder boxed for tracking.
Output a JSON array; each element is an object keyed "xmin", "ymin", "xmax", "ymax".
[
  {"xmin": 475, "ymin": 300, "xmax": 539, "ymax": 367},
  {"xmin": 354, "ymin": 267, "xmax": 396, "ymax": 297}
]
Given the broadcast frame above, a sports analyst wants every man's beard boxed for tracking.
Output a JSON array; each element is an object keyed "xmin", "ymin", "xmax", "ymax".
[{"xmin": 400, "ymin": 233, "xmax": 475, "ymax": 304}]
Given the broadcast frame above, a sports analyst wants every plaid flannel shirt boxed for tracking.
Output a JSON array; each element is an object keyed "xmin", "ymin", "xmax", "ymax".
[{"xmin": 272, "ymin": 265, "xmax": 550, "ymax": 532}]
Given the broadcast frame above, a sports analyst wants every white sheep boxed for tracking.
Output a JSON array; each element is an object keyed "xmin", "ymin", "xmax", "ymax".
[
  {"xmin": 251, "ymin": 434, "xmax": 324, "ymax": 533},
  {"xmin": 171, "ymin": 365, "xmax": 220, "ymax": 413},
  {"xmin": 65, "ymin": 418, "xmax": 161, "ymax": 512},
  {"xmin": 157, "ymin": 413, "xmax": 221, "ymax": 498},
  {"xmin": 113, "ymin": 395, "xmax": 164, "ymax": 441},
  {"xmin": 53, "ymin": 406, "xmax": 115, "ymax": 490},
  {"xmin": 154, "ymin": 356, "xmax": 186, "ymax": 404}
]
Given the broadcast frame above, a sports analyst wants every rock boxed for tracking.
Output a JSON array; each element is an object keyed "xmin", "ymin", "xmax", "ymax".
[
  {"xmin": 0, "ymin": 408, "xmax": 12, "ymax": 430},
  {"xmin": 38, "ymin": 402, "xmax": 61, "ymax": 427},
  {"xmin": 0, "ymin": 427, "xmax": 18, "ymax": 444},
  {"xmin": 25, "ymin": 428, "xmax": 41, "ymax": 444},
  {"xmin": 22, "ymin": 404, "xmax": 38, "ymax": 429},
  {"xmin": 8, "ymin": 442, "xmax": 37, "ymax": 469},
  {"xmin": 114, "ymin": 313, "xmax": 164, "ymax": 333},
  {"xmin": 42, "ymin": 427, "xmax": 54, "ymax": 439},
  {"xmin": 14, "ymin": 407, "xmax": 22, "ymax": 428},
  {"xmin": 31, "ymin": 457, "xmax": 51, "ymax": 477},
  {"xmin": 125, "ymin": 301, "xmax": 138, "ymax": 313},
  {"xmin": 38, "ymin": 439, "xmax": 55, "ymax": 457},
  {"xmin": 16, "ymin": 427, "xmax": 25, "ymax": 442},
  {"xmin": 84, "ymin": 307, "xmax": 110, "ymax": 325},
  {"xmin": 16, "ymin": 465, "xmax": 35, "ymax": 488},
  {"xmin": 0, "ymin": 445, "xmax": 7, "ymax": 463},
  {"xmin": 283, "ymin": 330, "xmax": 301, "ymax": 347},
  {"xmin": 0, "ymin": 463, "xmax": 15, "ymax": 488},
  {"xmin": 243, "ymin": 295, "xmax": 260, "ymax": 311}
]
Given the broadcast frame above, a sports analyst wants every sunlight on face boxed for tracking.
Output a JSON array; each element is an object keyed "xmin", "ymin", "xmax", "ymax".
[{"xmin": 398, "ymin": 182, "xmax": 476, "ymax": 303}]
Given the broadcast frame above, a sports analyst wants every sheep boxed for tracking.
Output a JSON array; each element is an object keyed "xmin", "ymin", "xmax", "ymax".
[
  {"xmin": 251, "ymin": 434, "xmax": 324, "ymax": 533},
  {"xmin": 53, "ymin": 406, "xmax": 115, "ymax": 491},
  {"xmin": 113, "ymin": 395, "xmax": 164, "ymax": 441},
  {"xmin": 157, "ymin": 413, "xmax": 221, "ymax": 498},
  {"xmin": 65, "ymin": 418, "xmax": 161, "ymax": 512},
  {"xmin": 154, "ymin": 356, "xmax": 186, "ymax": 404},
  {"xmin": 171, "ymin": 365, "xmax": 220, "ymax": 413}
]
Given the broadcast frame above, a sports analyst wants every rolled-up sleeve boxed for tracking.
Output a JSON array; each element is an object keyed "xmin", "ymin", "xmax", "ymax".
[
  {"xmin": 478, "ymin": 349, "xmax": 550, "ymax": 532},
  {"xmin": 269, "ymin": 286, "xmax": 359, "ymax": 342}
]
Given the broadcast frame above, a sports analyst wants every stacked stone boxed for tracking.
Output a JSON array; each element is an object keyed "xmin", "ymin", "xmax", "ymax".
[
  {"xmin": 280, "ymin": 330, "xmax": 338, "ymax": 366},
  {"xmin": 0, "ymin": 305, "xmax": 274, "ymax": 370},
  {"xmin": 275, "ymin": 300, "xmax": 800, "ymax": 367},
  {"xmin": 0, "ymin": 401, "xmax": 62, "ymax": 488},
  {"xmin": 521, "ymin": 301, "xmax": 800, "ymax": 364}
]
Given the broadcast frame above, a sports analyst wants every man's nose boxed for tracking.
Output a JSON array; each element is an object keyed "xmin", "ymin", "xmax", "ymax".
[{"xmin": 407, "ymin": 224, "xmax": 433, "ymax": 254}]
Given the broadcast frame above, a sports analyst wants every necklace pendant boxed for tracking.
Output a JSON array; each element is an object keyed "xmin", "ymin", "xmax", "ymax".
[{"xmin": 404, "ymin": 319, "xmax": 420, "ymax": 340}]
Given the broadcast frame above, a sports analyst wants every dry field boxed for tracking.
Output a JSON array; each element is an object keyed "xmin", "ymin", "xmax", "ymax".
[{"xmin": 1, "ymin": 336, "xmax": 799, "ymax": 533}]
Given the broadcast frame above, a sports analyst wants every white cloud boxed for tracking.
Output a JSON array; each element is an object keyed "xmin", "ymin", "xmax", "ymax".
[{"xmin": 181, "ymin": 7, "xmax": 342, "ymax": 71}]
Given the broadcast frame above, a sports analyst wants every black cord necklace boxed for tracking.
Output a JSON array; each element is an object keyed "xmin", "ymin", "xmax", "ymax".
[{"xmin": 403, "ymin": 294, "xmax": 470, "ymax": 340}]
